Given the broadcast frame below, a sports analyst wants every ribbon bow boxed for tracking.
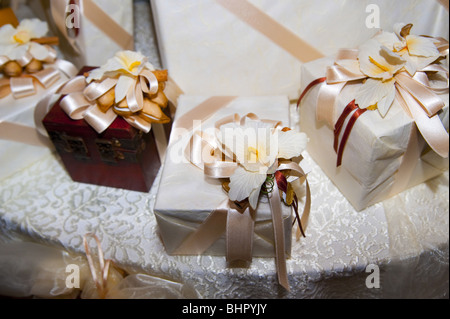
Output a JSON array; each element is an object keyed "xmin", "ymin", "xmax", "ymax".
[
  {"xmin": 57, "ymin": 69, "xmax": 170, "ymax": 134},
  {"xmin": 1, "ymin": 45, "xmax": 78, "ymax": 100},
  {"xmin": 298, "ymin": 39, "xmax": 449, "ymax": 167},
  {"xmin": 176, "ymin": 113, "xmax": 311, "ymax": 291}
]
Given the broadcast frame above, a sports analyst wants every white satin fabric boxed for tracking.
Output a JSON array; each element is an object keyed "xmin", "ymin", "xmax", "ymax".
[{"xmin": 0, "ymin": 129, "xmax": 448, "ymax": 298}]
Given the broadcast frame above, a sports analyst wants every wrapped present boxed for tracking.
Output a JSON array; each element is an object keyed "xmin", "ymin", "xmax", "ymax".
[
  {"xmin": 298, "ymin": 23, "xmax": 449, "ymax": 211},
  {"xmin": 42, "ymin": 51, "xmax": 172, "ymax": 192},
  {"xmin": 0, "ymin": 12, "xmax": 77, "ymax": 180},
  {"xmin": 154, "ymin": 95, "xmax": 311, "ymax": 290},
  {"xmin": 27, "ymin": 0, "xmax": 134, "ymax": 68},
  {"xmin": 151, "ymin": 0, "xmax": 448, "ymax": 101}
]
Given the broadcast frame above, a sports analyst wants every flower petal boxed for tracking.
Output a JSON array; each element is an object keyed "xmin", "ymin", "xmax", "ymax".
[
  {"xmin": 376, "ymin": 83, "xmax": 396, "ymax": 117},
  {"xmin": 358, "ymin": 40, "xmax": 405, "ymax": 80},
  {"xmin": 406, "ymin": 35, "xmax": 439, "ymax": 58},
  {"xmin": 393, "ymin": 23, "xmax": 408, "ymax": 39},
  {"xmin": 115, "ymin": 75, "xmax": 136, "ymax": 103},
  {"xmin": 17, "ymin": 19, "xmax": 48, "ymax": 39},
  {"xmin": 29, "ymin": 42, "xmax": 49, "ymax": 61},
  {"xmin": 374, "ymin": 31, "xmax": 398, "ymax": 50},
  {"xmin": 277, "ymin": 130, "xmax": 308, "ymax": 159},
  {"xmin": 0, "ymin": 24, "xmax": 16, "ymax": 46},
  {"xmin": 228, "ymin": 167, "xmax": 266, "ymax": 206},
  {"xmin": 355, "ymin": 77, "xmax": 396, "ymax": 110}
]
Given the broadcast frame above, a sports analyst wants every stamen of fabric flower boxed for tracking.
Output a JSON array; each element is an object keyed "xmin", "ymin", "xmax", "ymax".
[
  {"xmin": 369, "ymin": 56, "xmax": 390, "ymax": 72},
  {"xmin": 247, "ymin": 146, "xmax": 259, "ymax": 163},
  {"xmin": 128, "ymin": 61, "xmax": 141, "ymax": 72},
  {"xmin": 13, "ymin": 31, "xmax": 30, "ymax": 44}
]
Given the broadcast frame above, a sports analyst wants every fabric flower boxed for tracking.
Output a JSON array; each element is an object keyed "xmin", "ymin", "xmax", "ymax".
[
  {"xmin": 86, "ymin": 51, "xmax": 156, "ymax": 104},
  {"xmin": 376, "ymin": 23, "xmax": 440, "ymax": 76},
  {"xmin": 351, "ymin": 23, "xmax": 441, "ymax": 117},
  {"xmin": 218, "ymin": 119, "xmax": 308, "ymax": 209},
  {"xmin": 0, "ymin": 19, "xmax": 50, "ymax": 61}
]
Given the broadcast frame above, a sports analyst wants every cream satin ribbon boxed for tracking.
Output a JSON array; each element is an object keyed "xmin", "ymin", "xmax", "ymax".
[
  {"xmin": 299, "ymin": 45, "xmax": 449, "ymax": 198},
  {"xmin": 216, "ymin": 0, "xmax": 324, "ymax": 63},
  {"xmin": 33, "ymin": 68, "xmax": 169, "ymax": 163},
  {"xmin": 83, "ymin": 233, "xmax": 112, "ymax": 299},
  {"xmin": 165, "ymin": 0, "xmax": 325, "ymax": 104},
  {"xmin": 175, "ymin": 113, "xmax": 311, "ymax": 291},
  {"xmin": 0, "ymin": 48, "xmax": 78, "ymax": 100},
  {"xmin": 49, "ymin": 0, "xmax": 134, "ymax": 60},
  {"xmin": 0, "ymin": 59, "xmax": 78, "ymax": 148},
  {"xmin": 57, "ymin": 70, "xmax": 161, "ymax": 134}
]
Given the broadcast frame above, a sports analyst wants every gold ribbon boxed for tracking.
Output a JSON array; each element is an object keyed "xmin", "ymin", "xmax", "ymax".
[
  {"xmin": 175, "ymin": 113, "xmax": 311, "ymax": 291},
  {"xmin": 57, "ymin": 70, "xmax": 166, "ymax": 134}
]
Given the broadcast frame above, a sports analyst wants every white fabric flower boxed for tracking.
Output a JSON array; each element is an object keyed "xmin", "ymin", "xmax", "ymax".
[
  {"xmin": 0, "ymin": 19, "xmax": 50, "ymax": 61},
  {"xmin": 375, "ymin": 23, "xmax": 440, "ymax": 76},
  {"xmin": 86, "ymin": 51, "xmax": 156, "ymax": 103},
  {"xmin": 218, "ymin": 119, "xmax": 308, "ymax": 209},
  {"xmin": 353, "ymin": 23, "xmax": 441, "ymax": 117}
]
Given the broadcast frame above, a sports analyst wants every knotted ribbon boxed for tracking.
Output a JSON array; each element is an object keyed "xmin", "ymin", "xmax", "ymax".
[
  {"xmin": 175, "ymin": 113, "xmax": 311, "ymax": 291},
  {"xmin": 55, "ymin": 68, "xmax": 168, "ymax": 134},
  {"xmin": 0, "ymin": 47, "xmax": 78, "ymax": 100},
  {"xmin": 298, "ymin": 41, "xmax": 449, "ymax": 169}
]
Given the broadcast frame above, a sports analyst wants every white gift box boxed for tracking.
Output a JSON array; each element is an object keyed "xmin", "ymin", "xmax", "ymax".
[
  {"xmin": 0, "ymin": 68, "xmax": 70, "ymax": 181},
  {"xmin": 154, "ymin": 95, "xmax": 294, "ymax": 257},
  {"xmin": 27, "ymin": 0, "xmax": 134, "ymax": 68},
  {"xmin": 151, "ymin": 0, "xmax": 448, "ymax": 101},
  {"xmin": 299, "ymin": 57, "xmax": 449, "ymax": 211}
]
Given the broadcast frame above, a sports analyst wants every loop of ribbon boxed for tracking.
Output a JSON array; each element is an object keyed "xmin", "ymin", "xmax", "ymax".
[
  {"xmin": 298, "ymin": 42, "xmax": 449, "ymax": 168},
  {"xmin": 175, "ymin": 113, "xmax": 311, "ymax": 291},
  {"xmin": 57, "ymin": 69, "xmax": 165, "ymax": 134},
  {"xmin": 83, "ymin": 233, "xmax": 112, "ymax": 299},
  {"xmin": 0, "ymin": 46, "xmax": 78, "ymax": 100}
]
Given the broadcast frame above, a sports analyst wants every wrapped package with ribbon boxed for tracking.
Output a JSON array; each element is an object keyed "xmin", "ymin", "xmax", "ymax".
[
  {"xmin": 42, "ymin": 51, "xmax": 172, "ymax": 192},
  {"xmin": 27, "ymin": 0, "xmax": 134, "ymax": 68},
  {"xmin": 298, "ymin": 23, "xmax": 449, "ymax": 211},
  {"xmin": 0, "ymin": 235, "xmax": 199, "ymax": 299},
  {"xmin": 151, "ymin": 0, "xmax": 448, "ymax": 101},
  {"xmin": 0, "ymin": 11, "xmax": 78, "ymax": 180},
  {"xmin": 154, "ymin": 95, "xmax": 311, "ymax": 291}
]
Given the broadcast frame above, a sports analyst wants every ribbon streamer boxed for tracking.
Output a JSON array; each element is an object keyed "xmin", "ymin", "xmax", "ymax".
[
  {"xmin": 175, "ymin": 113, "xmax": 311, "ymax": 291},
  {"xmin": 298, "ymin": 45, "xmax": 449, "ymax": 170}
]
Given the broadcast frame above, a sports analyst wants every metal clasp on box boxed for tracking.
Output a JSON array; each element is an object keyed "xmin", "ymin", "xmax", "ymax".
[
  {"xmin": 95, "ymin": 137, "xmax": 146, "ymax": 164},
  {"xmin": 48, "ymin": 131, "xmax": 90, "ymax": 161}
]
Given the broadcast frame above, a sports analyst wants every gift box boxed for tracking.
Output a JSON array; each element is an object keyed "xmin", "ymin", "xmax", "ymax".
[
  {"xmin": 151, "ymin": 0, "xmax": 448, "ymax": 100},
  {"xmin": 27, "ymin": 0, "xmax": 134, "ymax": 68},
  {"xmin": 42, "ymin": 51, "xmax": 172, "ymax": 192},
  {"xmin": 154, "ymin": 95, "xmax": 311, "ymax": 290},
  {"xmin": 0, "ymin": 11, "xmax": 76, "ymax": 180},
  {"xmin": 298, "ymin": 24, "xmax": 449, "ymax": 211}
]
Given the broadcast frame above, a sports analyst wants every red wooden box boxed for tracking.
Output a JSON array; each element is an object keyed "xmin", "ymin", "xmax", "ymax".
[{"xmin": 42, "ymin": 67, "xmax": 172, "ymax": 192}]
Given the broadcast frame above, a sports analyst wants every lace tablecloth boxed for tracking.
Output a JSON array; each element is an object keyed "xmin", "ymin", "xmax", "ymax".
[
  {"xmin": 0, "ymin": 143, "xmax": 448, "ymax": 298},
  {"xmin": 1, "ymin": 0, "xmax": 448, "ymax": 299}
]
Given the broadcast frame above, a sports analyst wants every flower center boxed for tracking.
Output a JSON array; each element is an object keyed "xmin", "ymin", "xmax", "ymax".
[
  {"xmin": 13, "ymin": 31, "xmax": 31, "ymax": 44},
  {"xmin": 127, "ymin": 61, "xmax": 141, "ymax": 72},
  {"xmin": 247, "ymin": 146, "xmax": 259, "ymax": 163},
  {"xmin": 369, "ymin": 56, "xmax": 390, "ymax": 72}
]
